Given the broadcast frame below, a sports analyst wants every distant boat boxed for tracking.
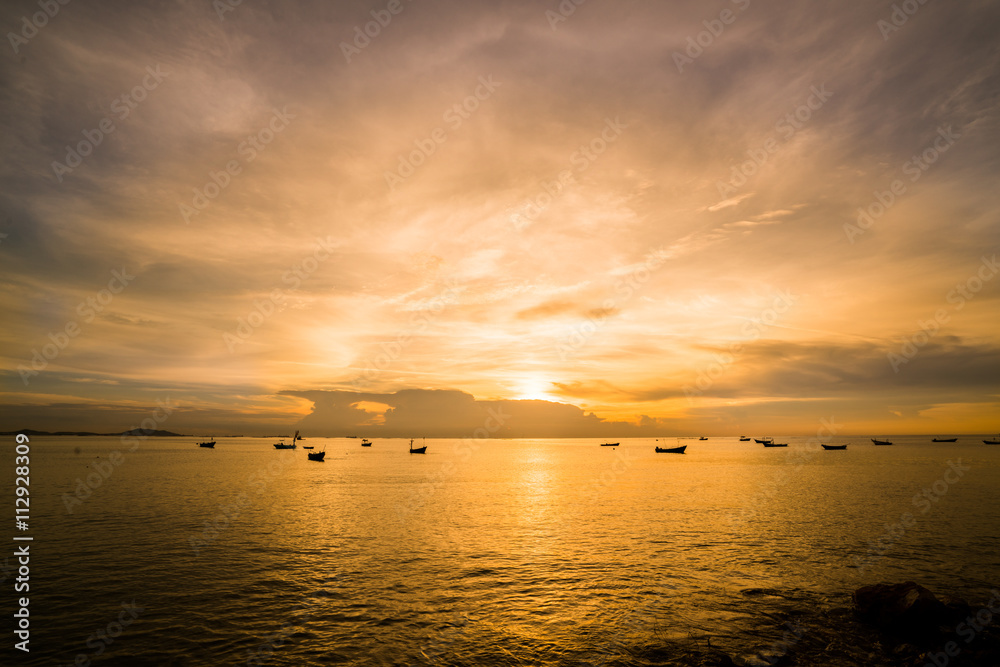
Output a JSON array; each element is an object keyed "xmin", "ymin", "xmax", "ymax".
[
  {"xmin": 409, "ymin": 438, "xmax": 427, "ymax": 454},
  {"xmin": 932, "ymin": 437, "xmax": 957, "ymax": 442},
  {"xmin": 197, "ymin": 438, "xmax": 216, "ymax": 448},
  {"xmin": 274, "ymin": 430, "xmax": 299, "ymax": 450},
  {"xmin": 361, "ymin": 439, "xmax": 372, "ymax": 447},
  {"xmin": 698, "ymin": 436, "xmax": 708, "ymax": 441},
  {"xmin": 985, "ymin": 435, "xmax": 1000, "ymax": 445},
  {"xmin": 307, "ymin": 449, "xmax": 326, "ymax": 461},
  {"xmin": 739, "ymin": 436, "xmax": 751, "ymax": 441},
  {"xmin": 655, "ymin": 445, "xmax": 687, "ymax": 454},
  {"xmin": 754, "ymin": 437, "xmax": 774, "ymax": 444},
  {"xmin": 822, "ymin": 444, "xmax": 848, "ymax": 450},
  {"xmin": 872, "ymin": 438, "xmax": 893, "ymax": 446},
  {"xmin": 600, "ymin": 442, "xmax": 619, "ymax": 447},
  {"xmin": 302, "ymin": 446, "xmax": 314, "ymax": 449},
  {"xmin": 763, "ymin": 442, "xmax": 788, "ymax": 448}
]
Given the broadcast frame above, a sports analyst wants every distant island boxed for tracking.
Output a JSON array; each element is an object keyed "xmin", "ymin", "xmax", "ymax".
[{"xmin": 1, "ymin": 428, "xmax": 186, "ymax": 437}]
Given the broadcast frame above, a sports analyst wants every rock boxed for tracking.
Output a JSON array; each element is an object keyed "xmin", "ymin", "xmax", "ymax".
[{"xmin": 853, "ymin": 582, "xmax": 965, "ymax": 638}]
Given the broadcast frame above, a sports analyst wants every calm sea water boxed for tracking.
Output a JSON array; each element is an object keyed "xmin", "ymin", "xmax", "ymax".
[{"xmin": 4, "ymin": 435, "xmax": 1000, "ymax": 666}]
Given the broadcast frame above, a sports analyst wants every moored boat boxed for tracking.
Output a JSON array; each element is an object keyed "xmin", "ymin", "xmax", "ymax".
[
  {"xmin": 698, "ymin": 437, "xmax": 708, "ymax": 441},
  {"xmin": 872, "ymin": 438, "xmax": 893, "ymax": 446},
  {"xmin": 932, "ymin": 437, "xmax": 957, "ymax": 442},
  {"xmin": 409, "ymin": 438, "xmax": 427, "ymax": 454},
  {"xmin": 274, "ymin": 430, "xmax": 299, "ymax": 449},
  {"xmin": 821, "ymin": 444, "xmax": 847, "ymax": 450},
  {"xmin": 197, "ymin": 438, "xmax": 216, "ymax": 448},
  {"xmin": 985, "ymin": 435, "xmax": 1000, "ymax": 445},
  {"xmin": 763, "ymin": 442, "xmax": 788, "ymax": 447},
  {"xmin": 307, "ymin": 450, "xmax": 325, "ymax": 461},
  {"xmin": 655, "ymin": 445, "xmax": 686, "ymax": 454},
  {"xmin": 754, "ymin": 437, "xmax": 774, "ymax": 444},
  {"xmin": 739, "ymin": 436, "xmax": 751, "ymax": 441},
  {"xmin": 600, "ymin": 442, "xmax": 619, "ymax": 447},
  {"xmin": 361, "ymin": 439, "xmax": 372, "ymax": 447}
]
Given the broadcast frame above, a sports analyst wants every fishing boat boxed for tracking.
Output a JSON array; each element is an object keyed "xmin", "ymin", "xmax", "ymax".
[
  {"xmin": 698, "ymin": 436, "xmax": 708, "ymax": 441},
  {"xmin": 932, "ymin": 437, "xmax": 957, "ymax": 442},
  {"xmin": 739, "ymin": 436, "xmax": 751, "ymax": 441},
  {"xmin": 985, "ymin": 435, "xmax": 1000, "ymax": 445},
  {"xmin": 600, "ymin": 442, "xmax": 619, "ymax": 447},
  {"xmin": 822, "ymin": 444, "xmax": 848, "ymax": 450},
  {"xmin": 274, "ymin": 430, "xmax": 299, "ymax": 449},
  {"xmin": 754, "ymin": 437, "xmax": 774, "ymax": 445},
  {"xmin": 763, "ymin": 442, "xmax": 788, "ymax": 448},
  {"xmin": 409, "ymin": 438, "xmax": 427, "ymax": 454},
  {"xmin": 302, "ymin": 446, "xmax": 314, "ymax": 449},
  {"xmin": 307, "ymin": 449, "xmax": 326, "ymax": 461},
  {"xmin": 655, "ymin": 445, "xmax": 687, "ymax": 454},
  {"xmin": 361, "ymin": 439, "xmax": 372, "ymax": 447},
  {"xmin": 872, "ymin": 438, "xmax": 893, "ymax": 446},
  {"xmin": 197, "ymin": 439, "xmax": 216, "ymax": 448}
]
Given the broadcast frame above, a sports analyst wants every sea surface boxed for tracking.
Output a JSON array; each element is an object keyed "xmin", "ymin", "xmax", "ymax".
[{"xmin": 3, "ymin": 434, "xmax": 1000, "ymax": 666}]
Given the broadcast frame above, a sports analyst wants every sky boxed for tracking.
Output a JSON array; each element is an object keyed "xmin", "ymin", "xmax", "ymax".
[{"xmin": 1, "ymin": 0, "xmax": 998, "ymax": 437}]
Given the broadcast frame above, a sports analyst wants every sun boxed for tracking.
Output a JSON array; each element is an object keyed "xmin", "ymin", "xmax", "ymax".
[{"xmin": 514, "ymin": 376, "xmax": 556, "ymax": 401}]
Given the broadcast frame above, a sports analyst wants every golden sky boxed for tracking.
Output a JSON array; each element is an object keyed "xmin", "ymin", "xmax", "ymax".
[{"xmin": 2, "ymin": 0, "xmax": 998, "ymax": 436}]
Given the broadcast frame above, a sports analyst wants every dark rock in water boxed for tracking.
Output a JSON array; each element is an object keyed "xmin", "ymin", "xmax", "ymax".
[{"xmin": 853, "ymin": 582, "xmax": 965, "ymax": 638}]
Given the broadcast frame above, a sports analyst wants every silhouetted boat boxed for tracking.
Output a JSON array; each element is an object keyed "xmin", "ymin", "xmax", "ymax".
[
  {"xmin": 274, "ymin": 430, "xmax": 299, "ymax": 449},
  {"xmin": 361, "ymin": 439, "xmax": 372, "ymax": 447},
  {"xmin": 932, "ymin": 437, "xmax": 957, "ymax": 442},
  {"xmin": 754, "ymin": 438, "xmax": 773, "ymax": 444},
  {"xmin": 197, "ymin": 439, "xmax": 216, "ymax": 448},
  {"xmin": 822, "ymin": 444, "xmax": 847, "ymax": 450},
  {"xmin": 763, "ymin": 442, "xmax": 788, "ymax": 448},
  {"xmin": 872, "ymin": 438, "xmax": 893, "ymax": 446},
  {"xmin": 655, "ymin": 445, "xmax": 687, "ymax": 454},
  {"xmin": 739, "ymin": 436, "xmax": 751, "ymax": 441},
  {"xmin": 698, "ymin": 436, "xmax": 708, "ymax": 440},
  {"xmin": 985, "ymin": 435, "xmax": 1000, "ymax": 445},
  {"xmin": 409, "ymin": 438, "xmax": 427, "ymax": 454},
  {"xmin": 600, "ymin": 442, "xmax": 619, "ymax": 447},
  {"xmin": 302, "ymin": 446, "xmax": 314, "ymax": 449},
  {"xmin": 307, "ymin": 450, "xmax": 325, "ymax": 461}
]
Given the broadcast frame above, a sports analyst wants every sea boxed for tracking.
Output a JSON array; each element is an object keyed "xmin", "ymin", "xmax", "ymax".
[{"xmin": 3, "ymin": 434, "xmax": 1000, "ymax": 666}]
